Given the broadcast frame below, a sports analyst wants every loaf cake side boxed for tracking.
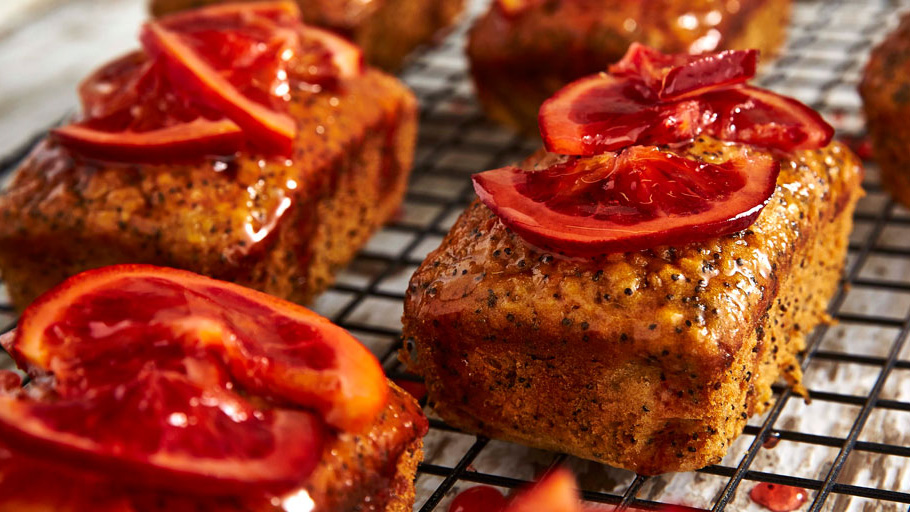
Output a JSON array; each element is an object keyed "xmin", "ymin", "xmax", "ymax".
[
  {"xmin": 0, "ymin": 69, "xmax": 416, "ymax": 311},
  {"xmin": 467, "ymin": 0, "xmax": 790, "ymax": 134},
  {"xmin": 401, "ymin": 138, "xmax": 862, "ymax": 474}
]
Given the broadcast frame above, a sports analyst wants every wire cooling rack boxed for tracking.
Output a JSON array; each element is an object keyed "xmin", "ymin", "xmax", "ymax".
[{"xmin": 2, "ymin": 0, "xmax": 910, "ymax": 510}]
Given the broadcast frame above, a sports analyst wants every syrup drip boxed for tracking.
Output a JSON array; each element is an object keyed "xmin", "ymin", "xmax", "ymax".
[
  {"xmin": 749, "ymin": 483, "xmax": 808, "ymax": 512},
  {"xmin": 762, "ymin": 431, "xmax": 781, "ymax": 449},
  {"xmin": 448, "ymin": 485, "xmax": 507, "ymax": 512}
]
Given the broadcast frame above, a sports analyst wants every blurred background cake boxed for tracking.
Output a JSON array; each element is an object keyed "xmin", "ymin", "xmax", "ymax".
[
  {"xmin": 150, "ymin": 0, "xmax": 466, "ymax": 71},
  {"xmin": 468, "ymin": 0, "xmax": 791, "ymax": 134}
]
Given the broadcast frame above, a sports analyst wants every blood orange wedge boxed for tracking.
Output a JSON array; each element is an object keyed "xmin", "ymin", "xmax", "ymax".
[
  {"xmin": 53, "ymin": 51, "xmax": 243, "ymax": 162},
  {"xmin": 539, "ymin": 46, "xmax": 833, "ymax": 156},
  {"xmin": 473, "ymin": 145, "xmax": 780, "ymax": 256}
]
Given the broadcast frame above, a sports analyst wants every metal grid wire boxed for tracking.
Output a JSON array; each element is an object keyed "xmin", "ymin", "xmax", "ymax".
[{"xmin": 2, "ymin": 0, "xmax": 910, "ymax": 510}]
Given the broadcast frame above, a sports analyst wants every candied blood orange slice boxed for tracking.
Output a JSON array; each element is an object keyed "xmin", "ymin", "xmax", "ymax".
[
  {"xmin": 473, "ymin": 145, "xmax": 780, "ymax": 256},
  {"xmin": 702, "ymin": 85, "xmax": 835, "ymax": 152},
  {"xmin": 0, "ymin": 374, "xmax": 325, "ymax": 495},
  {"xmin": 539, "ymin": 46, "xmax": 833, "ymax": 155},
  {"xmin": 53, "ymin": 119, "xmax": 243, "ymax": 163},
  {"xmin": 142, "ymin": 1, "xmax": 363, "ymax": 154},
  {"xmin": 54, "ymin": 51, "xmax": 243, "ymax": 162},
  {"xmin": 609, "ymin": 42, "xmax": 758, "ymax": 100},
  {"xmin": 538, "ymin": 73, "xmax": 697, "ymax": 156},
  {"xmin": 12, "ymin": 265, "xmax": 387, "ymax": 432},
  {"xmin": 141, "ymin": 21, "xmax": 297, "ymax": 155}
]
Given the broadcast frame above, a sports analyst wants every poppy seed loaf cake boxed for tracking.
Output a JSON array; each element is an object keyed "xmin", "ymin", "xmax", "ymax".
[
  {"xmin": 0, "ymin": 67, "xmax": 416, "ymax": 312},
  {"xmin": 401, "ymin": 137, "xmax": 862, "ymax": 474}
]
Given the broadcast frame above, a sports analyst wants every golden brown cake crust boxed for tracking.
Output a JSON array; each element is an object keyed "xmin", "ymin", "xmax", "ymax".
[
  {"xmin": 149, "ymin": 0, "xmax": 466, "ymax": 71},
  {"xmin": 0, "ymin": 68, "xmax": 416, "ymax": 312},
  {"xmin": 468, "ymin": 0, "xmax": 791, "ymax": 134},
  {"xmin": 401, "ymin": 138, "xmax": 863, "ymax": 474},
  {"xmin": 860, "ymin": 12, "xmax": 910, "ymax": 208},
  {"xmin": 0, "ymin": 382, "xmax": 426, "ymax": 511}
]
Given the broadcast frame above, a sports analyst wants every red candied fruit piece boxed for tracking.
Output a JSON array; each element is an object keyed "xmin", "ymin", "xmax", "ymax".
[
  {"xmin": 0, "ymin": 371, "xmax": 326, "ymax": 496},
  {"xmin": 609, "ymin": 42, "xmax": 758, "ymax": 100},
  {"xmin": 539, "ymin": 45, "xmax": 833, "ymax": 156},
  {"xmin": 142, "ymin": 0, "xmax": 364, "ymax": 155},
  {"xmin": 1, "ymin": 265, "xmax": 389, "ymax": 494},
  {"xmin": 53, "ymin": 51, "xmax": 243, "ymax": 163},
  {"xmin": 473, "ymin": 145, "xmax": 780, "ymax": 257}
]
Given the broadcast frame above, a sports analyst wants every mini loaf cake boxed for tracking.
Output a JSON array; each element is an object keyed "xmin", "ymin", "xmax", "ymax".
[
  {"xmin": 0, "ymin": 265, "xmax": 428, "ymax": 511},
  {"xmin": 468, "ymin": 0, "xmax": 790, "ymax": 134},
  {"xmin": 0, "ymin": 2, "xmax": 417, "ymax": 312},
  {"xmin": 150, "ymin": 0, "xmax": 466, "ymax": 71},
  {"xmin": 860, "ymin": 12, "xmax": 910, "ymax": 208},
  {"xmin": 402, "ymin": 46, "xmax": 862, "ymax": 474}
]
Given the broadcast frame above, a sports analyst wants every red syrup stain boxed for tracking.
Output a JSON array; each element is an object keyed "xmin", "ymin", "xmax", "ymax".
[
  {"xmin": 449, "ymin": 485, "xmax": 508, "ymax": 512},
  {"xmin": 750, "ymin": 482, "xmax": 808, "ymax": 512},
  {"xmin": 393, "ymin": 377, "xmax": 427, "ymax": 401},
  {"xmin": 762, "ymin": 431, "xmax": 781, "ymax": 449},
  {"xmin": 837, "ymin": 134, "xmax": 874, "ymax": 160}
]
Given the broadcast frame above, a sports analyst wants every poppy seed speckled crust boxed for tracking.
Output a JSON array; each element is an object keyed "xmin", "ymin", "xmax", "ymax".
[
  {"xmin": 0, "ymin": 69, "xmax": 416, "ymax": 312},
  {"xmin": 467, "ymin": 0, "xmax": 790, "ymax": 135},
  {"xmin": 401, "ymin": 137, "xmax": 863, "ymax": 475},
  {"xmin": 299, "ymin": 382, "xmax": 428, "ymax": 512},
  {"xmin": 861, "ymin": 12, "xmax": 910, "ymax": 209},
  {"xmin": 149, "ymin": 0, "xmax": 466, "ymax": 72}
]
